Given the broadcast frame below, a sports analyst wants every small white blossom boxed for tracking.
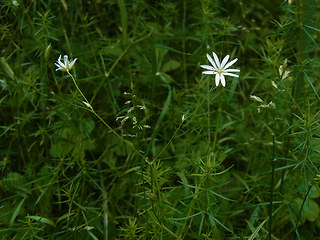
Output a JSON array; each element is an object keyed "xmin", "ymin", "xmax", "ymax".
[
  {"xmin": 271, "ymin": 81, "xmax": 278, "ymax": 89},
  {"xmin": 250, "ymin": 95, "xmax": 263, "ymax": 103},
  {"xmin": 0, "ymin": 79, "xmax": 7, "ymax": 90},
  {"xmin": 268, "ymin": 101, "xmax": 275, "ymax": 108},
  {"xmin": 12, "ymin": 0, "xmax": 19, "ymax": 6},
  {"xmin": 200, "ymin": 51, "xmax": 240, "ymax": 87},
  {"xmin": 132, "ymin": 116, "xmax": 137, "ymax": 125},
  {"xmin": 82, "ymin": 101, "xmax": 93, "ymax": 110},
  {"xmin": 121, "ymin": 116, "xmax": 129, "ymax": 125},
  {"xmin": 127, "ymin": 107, "xmax": 134, "ymax": 113},
  {"xmin": 137, "ymin": 105, "xmax": 146, "ymax": 110},
  {"xmin": 55, "ymin": 55, "xmax": 77, "ymax": 71}
]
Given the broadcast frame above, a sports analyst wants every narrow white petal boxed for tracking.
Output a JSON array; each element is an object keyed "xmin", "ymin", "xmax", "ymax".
[
  {"xmin": 223, "ymin": 72, "xmax": 239, "ymax": 78},
  {"xmin": 220, "ymin": 74, "xmax": 226, "ymax": 87},
  {"xmin": 206, "ymin": 54, "xmax": 217, "ymax": 69},
  {"xmin": 223, "ymin": 58, "xmax": 238, "ymax": 70},
  {"xmin": 215, "ymin": 74, "xmax": 220, "ymax": 86},
  {"xmin": 63, "ymin": 55, "xmax": 68, "ymax": 63},
  {"xmin": 212, "ymin": 52, "xmax": 221, "ymax": 69},
  {"xmin": 58, "ymin": 55, "xmax": 62, "ymax": 63},
  {"xmin": 200, "ymin": 65, "xmax": 214, "ymax": 70},
  {"xmin": 220, "ymin": 55, "xmax": 230, "ymax": 68},
  {"xmin": 63, "ymin": 55, "xmax": 69, "ymax": 68},
  {"xmin": 202, "ymin": 71, "xmax": 215, "ymax": 75},
  {"xmin": 69, "ymin": 58, "xmax": 77, "ymax": 68},
  {"xmin": 224, "ymin": 68, "xmax": 240, "ymax": 72}
]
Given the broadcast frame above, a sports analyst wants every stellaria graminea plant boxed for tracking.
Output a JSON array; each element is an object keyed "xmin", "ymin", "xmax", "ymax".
[{"xmin": 200, "ymin": 51, "xmax": 240, "ymax": 87}]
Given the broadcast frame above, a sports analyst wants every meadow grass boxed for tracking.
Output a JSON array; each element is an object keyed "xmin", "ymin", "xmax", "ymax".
[{"xmin": 1, "ymin": 0, "xmax": 320, "ymax": 239}]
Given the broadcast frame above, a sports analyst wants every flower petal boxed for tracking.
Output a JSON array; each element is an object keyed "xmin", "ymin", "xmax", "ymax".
[
  {"xmin": 215, "ymin": 74, "xmax": 220, "ymax": 86},
  {"xmin": 212, "ymin": 52, "xmax": 221, "ymax": 69},
  {"xmin": 223, "ymin": 58, "xmax": 238, "ymax": 70},
  {"xmin": 223, "ymin": 72, "xmax": 239, "ymax": 78},
  {"xmin": 202, "ymin": 71, "xmax": 215, "ymax": 75},
  {"xmin": 220, "ymin": 55, "xmax": 230, "ymax": 68},
  {"xmin": 200, "ymin": 65, "xmax": 214, "ymax": 70},
  {"xmin": 224, "ymin": 68, "xmax": 240, "ymax": 72},
  {"xmin": 220, "ymin": 74, "xmax": 226, "ymax": 87},
  {"xmin": 55, "ymin": 66, "xmax": 63, "ymax": 71},
  {"xmin": 206, "ymin": 54, "xmax": 217, "ymax": 69},
  {"xmin": 69, "ymin": 58, "xmax": 77, "ymax": 68},
  {"xmin": 63, "ymin": 55, "xmax": 68, "ymax": 64}
]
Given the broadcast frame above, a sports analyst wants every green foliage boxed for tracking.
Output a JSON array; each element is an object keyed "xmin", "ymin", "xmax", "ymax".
[{"xmin": 1, "ymin": 0, "xmax": 320, "ymax": 239}]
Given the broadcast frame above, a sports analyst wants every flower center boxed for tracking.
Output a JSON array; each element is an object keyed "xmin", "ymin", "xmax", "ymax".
[{"xmin": 217, "ymin": 68, "xmax": 223, "ymax": 74}]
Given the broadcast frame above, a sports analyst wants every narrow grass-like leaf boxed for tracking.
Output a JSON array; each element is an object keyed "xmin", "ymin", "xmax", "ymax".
[
  {"xmin": 0, "ymin": 57, "xmax": 15, "ymax": 80},
  {"xmin": 248, "ymin": 218, "xmax": 268, "ymax": 240},
  {"xmin": 27, "ymin": 215, "xmax": 56, "ymax": 227},
  {"xmin": 304, "ymin": 73, "xmax": 320, "ymax": 100},
  {"xmin": 10, "ymin": 197, "xmax": 26, "ymax": 226},
  {"xmin": 154, "ymin": 44, "xmax": 191, "ymax": 55}
]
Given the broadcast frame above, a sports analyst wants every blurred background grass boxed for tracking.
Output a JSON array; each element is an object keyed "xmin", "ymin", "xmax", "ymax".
[{"xmin": 1, "ymin": 0, "xmax": 320, "ymax": 239}]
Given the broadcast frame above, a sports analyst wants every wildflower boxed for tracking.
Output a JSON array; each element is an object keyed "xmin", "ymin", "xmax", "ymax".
[
  {"xmin": 0, "ymin": 79, "xmax": 7, "ymax": 90},
  {"xmin": 82, "ymin": 101, "xmax": 93, "ymax": 110},
  {"xmin": 55, "ymin": 55, "xmax": 77, "ymax": 72},
  {"xmin": 279, "ymin": 59, "xmax": 291, "ymax": 80},
  {"xmin": 250, "ymin": 95, "xmax": 263, "ymax": 103},
  {"xmin": 259, "ymin": 101, "xmax": 275, "ymax": 109},
  {"xmin": 271, "ymin": 81, "xmax": 278, "ymax": 89},
  {"xmin": 137, "ymin": 105, "xmax": 146, "ymax": 110},
  {"xmin": 200, "ymin": 51, "xmax": 240, "ymax": 87},
  {"xmin": 12, "ymin": 0, "xmax": 19, "ymax": 6},
  {"xmin": 132, "ymin": 116, "xmax": 137, "ymax": 125}
]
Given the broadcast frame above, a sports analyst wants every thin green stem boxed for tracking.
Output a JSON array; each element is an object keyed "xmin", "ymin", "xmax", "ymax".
[
  {"xmin": 212, "ymin": 103, "xmax": 221, "ymax": 152},
  {"xmin": 269, "ymin": 134, "xmax": 275, "ymax": 240},
  {"xmin": 67, "ymin": 71, "xmax": 145, "ymax": 159},
  {"xmin": 207, "ymin": 77, "xmax": 211, "ymax": 145},
  {"xmin": 67, "ymin": 70, "xmax": 90, "ymax": 104}
]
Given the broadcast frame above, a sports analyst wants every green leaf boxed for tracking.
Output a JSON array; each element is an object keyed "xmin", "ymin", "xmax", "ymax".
[
  {"xmin": 248, "ymin": 218, "xmax": 268, "ymax": 240},
  {"xmin": 161, "ymin": 60, "xmax": 181, "ymax": 73},
  {"xmin": 27, "ymin": 215, "xmax": 56, "ymax": 227},
  {"xmin": 303, "ymin": 198, "xmax": 319, "ymax": 222},
  {"xmin": 56, "ymin": 212, "xmax": 75, "ymax": 223},
  {"xmin": 102, "ymin": 43, "xmax": 123, "ymax": 57},
  {"xmin": 10, "ymin": 197, "xmax": 26, "ymax": 226},
  {"xmin": 0, "ymin": 57, "xmax": 15, "ymax": 80},
  {"xmin": 309, "ymin": 185, "xmax": 320, "ymax": 199},
  {"xmin": 154, "ymin": 44, "xmax": 190, "ymax": 55}
]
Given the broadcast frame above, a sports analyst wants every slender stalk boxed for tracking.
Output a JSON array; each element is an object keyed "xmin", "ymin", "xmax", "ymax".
[
  {"xmin": 67, "ymin": 70, "xmax": 90, "ymax": 104},
  {"xmin": 212, "ymin": 103, "xmax": 221, "ymax": 152},
  {"xmin": 269, "ymin": 134, "xmax": 275, "ymax": 240},
  {"xmin": 67, "ymin": 71, "xmax": 145, "ymax": 159},
  {"xmin": 207, "ymin": 77, "xmax": 211, "ymax": 146}
]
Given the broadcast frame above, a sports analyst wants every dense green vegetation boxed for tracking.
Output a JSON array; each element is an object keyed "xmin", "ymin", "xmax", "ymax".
[{"xmin": 1, "ymin": 0, "xmax": 320, "ymax": 239}]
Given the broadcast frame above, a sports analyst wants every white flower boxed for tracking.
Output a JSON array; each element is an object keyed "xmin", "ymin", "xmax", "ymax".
[
  {"xmin": 0, "ymin": 79, "xmax": 7, "ymax": 90},
  {"xmin": 82, "ymin": 101, "xmax": 93, "ymax": 110},
  {"xmin": 12, "ymin": 0, "xmax": 19, "ymax": 6},
  {"xmin": 55, "ymin": 55, "xmax": 77, "ymax": 71},
  {"xmin": 200, "ymin": 51, "xmax": 240, "ymax": 87},
  {"xmin": 250, "ymin": 95, "xmax": 263, "ymax": 103}
]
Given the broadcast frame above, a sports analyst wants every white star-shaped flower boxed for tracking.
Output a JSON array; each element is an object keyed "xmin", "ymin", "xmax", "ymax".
[
  {"xmin": 200, "ymin": 51, "xmax": 240, "ymax": 87},
  {"xmin": 55, "ymin": 55, "xmax": 77, "ymax": 72}
]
